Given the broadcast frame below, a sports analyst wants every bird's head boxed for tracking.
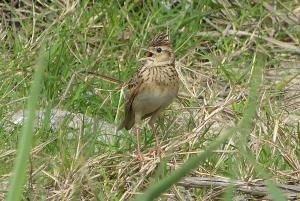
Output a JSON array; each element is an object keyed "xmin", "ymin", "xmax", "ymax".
[{"xmin": 142, "ymin": 32, "xmax": 175, "ymax": 65}]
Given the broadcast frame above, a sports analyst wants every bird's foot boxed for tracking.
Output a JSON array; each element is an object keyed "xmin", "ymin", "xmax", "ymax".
[
  {"xmin": 133, "ymin": 150, "xmax": 145, "ymax": 162},
  {"xmin": 149, "ymin": 145, "xmax": 162, "ymax": 158}
]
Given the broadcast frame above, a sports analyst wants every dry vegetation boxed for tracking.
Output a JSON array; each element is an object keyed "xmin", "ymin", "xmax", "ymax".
[{"xmin": 1, "ymin": 0, "xmax": 300, "ymax": 200}]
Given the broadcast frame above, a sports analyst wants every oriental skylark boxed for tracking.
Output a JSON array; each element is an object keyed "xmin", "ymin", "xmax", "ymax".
[{"xmin": 118, "ymin": 32, "xmax": 179, "ymax": 159}]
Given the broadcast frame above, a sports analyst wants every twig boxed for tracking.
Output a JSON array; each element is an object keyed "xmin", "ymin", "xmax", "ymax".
[
  {"xmin": 178, "ymin": 177, "xmax": 300, "ymax": 200},
  {"xmin": 56, "ymin": 69, "xmax": 125, "ymax": 107},
  {"xmin": 79, "ymin": 69, "xmax": 125, "ymax": 86}
]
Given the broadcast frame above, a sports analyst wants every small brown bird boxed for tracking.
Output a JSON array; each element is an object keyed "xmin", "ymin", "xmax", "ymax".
[{"xmin": 118, "ymin": 32, "xmax": 179, "ymax": 159}]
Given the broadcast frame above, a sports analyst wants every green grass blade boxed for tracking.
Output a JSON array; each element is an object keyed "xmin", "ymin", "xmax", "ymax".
[{"xmin": 6, "ymin": 48, "xmax": 47, "ymax": 201}]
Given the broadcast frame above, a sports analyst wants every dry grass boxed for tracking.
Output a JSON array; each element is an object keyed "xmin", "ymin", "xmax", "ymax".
[{"xmin": 1, "ymin": 0, "xmax": 300, "ymax": 200}]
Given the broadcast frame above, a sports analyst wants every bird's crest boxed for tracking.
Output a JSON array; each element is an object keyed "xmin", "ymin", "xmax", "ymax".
[{"xmin": 150, "ymin": 32, "xmax": 170, "ymax": 47}]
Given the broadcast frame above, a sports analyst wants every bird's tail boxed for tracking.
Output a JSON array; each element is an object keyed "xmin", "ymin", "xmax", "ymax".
[{"xmin": 117, "ymin": 112, "xmax": 135, "ymax": 131}]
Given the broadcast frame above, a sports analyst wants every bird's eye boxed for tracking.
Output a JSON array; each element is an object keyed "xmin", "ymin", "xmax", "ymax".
[{"xmin": 156, "ymin": 47, "xmax": 162, "ymax": 53}]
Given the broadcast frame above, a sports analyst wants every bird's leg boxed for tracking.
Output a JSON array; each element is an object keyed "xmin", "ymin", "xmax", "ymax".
[
  {"xmin": 134, "ymin": 113, "xmax": 144, "ymax": 161},
  {"xmin": 134, "ymin": 126, "xmax": 144, "ymax": 161},
  {"xmin": 148, "ymin": 111, "xmax": 163, "ymax": 157},
  {"xmin": 149, "ymin": 123, "xmax": 162, "ymax": 156}
]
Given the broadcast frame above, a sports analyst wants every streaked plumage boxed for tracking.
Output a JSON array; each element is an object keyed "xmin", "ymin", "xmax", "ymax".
[{"xmin": 118, "ymin": 32, "xmax": 179, "ymax": 131}]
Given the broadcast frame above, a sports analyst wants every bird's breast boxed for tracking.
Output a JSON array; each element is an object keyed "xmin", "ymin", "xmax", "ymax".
[
  {"xmin": 132, "ymin": 82, "xmax": 178, "ymax": 116},
  {"xmin": 131, "ymin": 65, "xmax": 179, "ymax": 115}
]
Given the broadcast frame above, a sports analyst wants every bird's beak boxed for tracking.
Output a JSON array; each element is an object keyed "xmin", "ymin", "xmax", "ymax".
[
  {"xmin": 142, "ymin": 48, "xmax": 157, "ymax": 57},
  {"xmin": 138, "ymin": 48, "xmax": 156, "ymax": 62}
]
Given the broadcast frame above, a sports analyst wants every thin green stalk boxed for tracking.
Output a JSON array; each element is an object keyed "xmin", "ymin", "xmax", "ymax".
[{"xmin": 6, "ymin": 48, "xmax": 47, "ymax": 201}]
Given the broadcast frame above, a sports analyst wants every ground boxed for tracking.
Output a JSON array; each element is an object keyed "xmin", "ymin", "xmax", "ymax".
[{"xmin": 1, "ymin": 0, "xmax": 300, "ymax": 200}]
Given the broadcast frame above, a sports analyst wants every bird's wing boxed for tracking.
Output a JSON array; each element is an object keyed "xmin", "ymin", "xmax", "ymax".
[{"xmin": 118, "ymin": 68, "xmax": 143, "ymax": 130}]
